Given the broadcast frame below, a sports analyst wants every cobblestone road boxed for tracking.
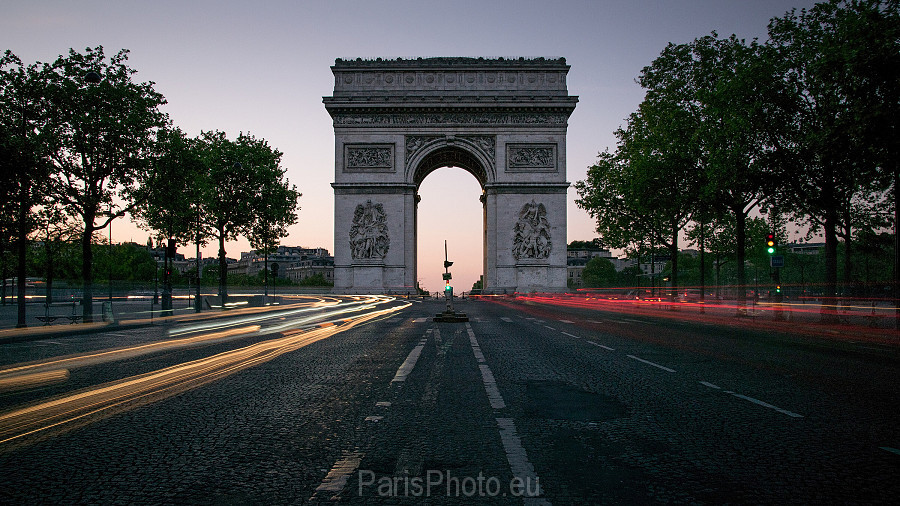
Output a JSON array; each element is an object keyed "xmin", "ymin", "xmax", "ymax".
[{"xmin": 1, "ymin": 297, "xmax": 898, "ymax": 504}]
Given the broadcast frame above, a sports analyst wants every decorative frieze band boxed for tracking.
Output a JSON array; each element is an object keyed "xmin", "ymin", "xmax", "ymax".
[
  {"xmin": 506, "ymin": 144, "xmax": 557, "ymax": 172},
  {"xmin": 344, "ymin": 144, "xmax": 395, "ymax": 172},
  {"xmin": 333, "ymin": 112, "xmax": 569, "ymax": 127}
]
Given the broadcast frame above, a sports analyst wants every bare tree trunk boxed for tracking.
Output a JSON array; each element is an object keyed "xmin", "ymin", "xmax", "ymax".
[
  {"xmin": 82, "ymin": 221, "xmax": 95, "ymax": 323},
  {"xmin": 734, "ymin": 205, "xmax": 747, "ymax": 312},
  {"xmin": 16, "ymin": 195, "xmax": 27, "ymax": 328},
  {"xmin": 669, "ymin": 220, "xmax": 679, "ymax": 303},
  {"xmin": 218, "ymin": 227, "xmax": 227, "ymax": 307},
  {"xmin": 45, "ymin": 239, "xmax": 54, "ymax": 305},
  {"xmin": 699, "ymin": 220, "xmax": 706, "ymax": 302},
  {"xmin": 822, "ymin": 211, "xmax": 839, "ymax": 324}
]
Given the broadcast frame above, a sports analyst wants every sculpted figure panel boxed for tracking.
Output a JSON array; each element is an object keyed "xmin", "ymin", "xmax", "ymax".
[
  {"xmin": 513, "ymin": 200, "xmax": 552, "ymax": 260},
  {"xmin": 346, "ymin": 145, "xmax": 394, "ymax": 170},
  {"xmin": 506, "ymin": 144, "xmax": 557, "ymax": 171},
  {"xmin": 349, "ymin": 200, "xmax": 390, "ymax": 259}
]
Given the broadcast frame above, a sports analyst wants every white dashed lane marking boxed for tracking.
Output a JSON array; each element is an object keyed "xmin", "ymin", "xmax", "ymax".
[
  {"xmin": 723, "ymin": 390, "xmax": 803, "ymax": 418},
  {"xmin": 391, "ymin": 329, "xmax": 430, "ymax": 383},
  {"xmin": 627, "ymin": 354, "xmax": 676, "ymax": 373},
  {"xmin": 501, "ymin": 317, "xmax": 514, "ymax": 323},
  {"xmin": 561, "ymin": 332, "xmax": 580, "ymax": 339},
  {"xmin": 313, "ymin": 451, "xmax": 364, "ymax": 498},
  {"xmin": 586, "ymin": 340, "xmax": 614, "ymax": 351}
]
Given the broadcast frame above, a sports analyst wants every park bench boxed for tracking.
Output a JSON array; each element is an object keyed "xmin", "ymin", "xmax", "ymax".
[{"xmin": 35, "ymin": 301, "xmax": 81, "ymax": 325}]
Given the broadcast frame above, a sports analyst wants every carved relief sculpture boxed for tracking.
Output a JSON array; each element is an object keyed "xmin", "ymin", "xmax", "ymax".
[
  {"xmin": 512, "ymin": 200, "xmax": 552, "ymax": 260},
  {"xmin": 349, "ymin": 200, "xmax": 390, "ymax": 259},
  {"xmin": 507, "ymin": 145, "xmax": 556, "ymax": 169},
  {"xmin": 346, "ymin": 146, "xmax": 393, "ymax": 169}
]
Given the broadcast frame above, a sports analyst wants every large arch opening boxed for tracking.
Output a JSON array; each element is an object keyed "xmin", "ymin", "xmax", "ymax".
[
  {"xmin": 413, "ymin": 145, "xmax": 488, "ymax": 295},
  {"xmin": 416, "ymin": 167, "xmax": 485, "ymax": 295}
]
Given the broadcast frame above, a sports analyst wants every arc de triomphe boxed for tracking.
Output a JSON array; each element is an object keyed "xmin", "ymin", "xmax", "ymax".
[{"xmin": 324, "ymin": 57, "xmax": 578, "ymax": 294}]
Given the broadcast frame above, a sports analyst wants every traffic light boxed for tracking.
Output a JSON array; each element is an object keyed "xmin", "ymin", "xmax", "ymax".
[
  {"xmin": 775, "ymin": 284, "xmax": 782, "ymax": 293},
  {"xmin": 765, "ymin": 233, "xmax": 776, "ymax": 254},
  {"xmin": 444, "ymin": 260, "xmax": 453, "ymax": 269},
  {"xmin": 444, "ymin": 280, "xmax": 452, "ymax": 292}
]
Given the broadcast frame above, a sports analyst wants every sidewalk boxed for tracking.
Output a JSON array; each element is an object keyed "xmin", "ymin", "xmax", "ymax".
[{"xmin": 0, "ymin": 298, "xmax": 198, "ymax": 344}]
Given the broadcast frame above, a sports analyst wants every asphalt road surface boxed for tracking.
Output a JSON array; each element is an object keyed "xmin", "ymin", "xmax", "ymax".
[{"xmin": 0, "ymin": 295, "xmax": 898, "ymax": 504}]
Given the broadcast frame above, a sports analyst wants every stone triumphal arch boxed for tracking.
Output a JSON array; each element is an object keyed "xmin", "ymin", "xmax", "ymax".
[{"xmin": 324, "ymin": 57, "xmax": 578, "ymax": 294}]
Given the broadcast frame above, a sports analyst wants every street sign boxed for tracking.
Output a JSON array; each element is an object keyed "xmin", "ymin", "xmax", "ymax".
[
  {"xmin": 442, "ymin": 272, "xmax": 452, "ymax": 280},
  {"xmin": 771, "ymin": 255, "xmax": 785, "ymax": 268}
]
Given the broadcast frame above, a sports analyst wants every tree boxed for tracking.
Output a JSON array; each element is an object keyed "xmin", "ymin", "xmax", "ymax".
[
  {"xmin": 567, "ymin": 238, "xmax": 605, "ymax": 250},
  {"xmin": 200, "ymin": 131, "xmax": 292, "ymax": 305},
  {"xmin": 694, "ymin": 34, "xmax": 776, "ymax": 309},
  {"xmin": 0, "ymin": 51, "xmax": 53, "ymax": 326},
  {"xmin": 246, "ymin": 157, "xmax": 301, "ymax": 301},
  {"xmin": 42, "ymin": 46, "xmax": 167, "ymax": 322},
  {"xmin": 766, "ymin": 0, "xmax": 900, "ymax": 321},
  {"xmin": 581, "ymin": 257, "xmax": 618, "ymax": 288},
  {"xmin": 615, "ymin": 100, "xmax": 702, "ymax": 299},
  {"xmin": 134, "ymin": 127, "xmax": 205, "ymax": 314}
]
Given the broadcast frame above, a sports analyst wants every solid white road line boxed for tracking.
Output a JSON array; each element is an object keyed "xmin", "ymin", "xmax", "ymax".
[
  {"xmin": 496, "ymin": 418, "xmax": 549, "ymax": 504},
  {"xmin": 626, "ymin": 355, "xmax": 676, "ymax": 373},
  {"xmin": 466, "ymin": 325, "xmax": 486, "ymax": 364},
  {"xmin": 880, "ymin": 446, "xmax": 900, "ymax": 456},
  {"xmin": 479, "ymin": 365, "xmax": 507, "ymax": 409}
]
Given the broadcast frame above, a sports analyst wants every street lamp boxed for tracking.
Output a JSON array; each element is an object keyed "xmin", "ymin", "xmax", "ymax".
[
  {"xmin": 83, "ymin": 70, "xmax": 102, "ymax": 322},
  {"xmin": 217, "ymin": 162, "xmax": 241, "ymax": 307}
]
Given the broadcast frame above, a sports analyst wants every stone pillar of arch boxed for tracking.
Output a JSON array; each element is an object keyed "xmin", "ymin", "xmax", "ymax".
[{"xmin": 324, "ymin": 57, "xmax": 578, "ymax": 294}]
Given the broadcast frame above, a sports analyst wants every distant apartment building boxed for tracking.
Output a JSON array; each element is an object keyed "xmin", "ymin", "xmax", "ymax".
[
  {"xmin": 284, "ymin": 256, "xmax": 335, "ymax": 283},
  {"xmin": 566, "ymin": 245, "xmax": 612, "ymax": 287},
  {"xmin": 228, "ymin": 246, "xmax": 334, "ymax": 281}
]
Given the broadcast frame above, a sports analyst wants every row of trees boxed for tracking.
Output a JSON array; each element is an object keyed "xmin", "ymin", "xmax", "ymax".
[
  {"xmin": 1, "ymin": 46, "xmax": 300, "ymax": 326},
  {"xmin": 575, "ymin": 0, "xmax": 898, "ymax": 320}
]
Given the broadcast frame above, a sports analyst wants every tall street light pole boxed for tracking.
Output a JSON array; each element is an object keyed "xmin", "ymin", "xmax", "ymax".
[{"xmin": 84, "ymin": 70, "xmax": 102, "ymax": 323}]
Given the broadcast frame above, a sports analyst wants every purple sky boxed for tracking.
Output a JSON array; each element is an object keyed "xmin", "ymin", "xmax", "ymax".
[{"xmin": 3, "ymin": 0, "xmax": 818, "ymax": 293}]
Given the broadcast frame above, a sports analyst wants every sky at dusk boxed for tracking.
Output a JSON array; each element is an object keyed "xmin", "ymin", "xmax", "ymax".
[{"xmin": 3, "ymin": 0, "xmax": 819, "ymax": 293}]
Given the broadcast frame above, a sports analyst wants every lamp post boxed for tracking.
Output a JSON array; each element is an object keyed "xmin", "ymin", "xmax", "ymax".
[
  {"xmin": 84, "ymin": 70, "xmax": 102, "ymax": 323},
  {"xmin": 108, "ymin": 203, "xmax": 113, "ymax": 304},
  {"xmin": 218, "ymin": 162, "xmax": 241, "ymax": 308},
  {"xmin": 195, "ymin": 203, "xmax": 202, "ymax": 313}
]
